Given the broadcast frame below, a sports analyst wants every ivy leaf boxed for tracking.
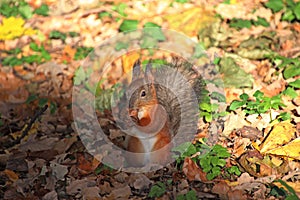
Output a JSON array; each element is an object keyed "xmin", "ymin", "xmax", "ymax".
[
  {"xmin": 172, "ymin": 142, "xmax": 196, "ymax": 157},
  {"xmin": 143, "ymin": 22, "xmax": 160, "ymax": 28},
  {"xmin": 218, "ymin": 57, "xmax": 253, "ymax": 88},
  {"xmin": 253, "ymin": 17, "xmax": 270, "ymax": 27},
  {"xmin": 112, "ymin": 3, "xmax": 127, "ymax": 17},
  {"xmin": 294, "ymin": 3, "xmax": 300, "ymax": 20},
  {"xmin": 289, "ymin": 79, "xmax": 300, "ymax": 88},
  {"xmin": 229, "ymin": 100, "xmax": 245, "ymax": 110},
  {"xmin": 19, "ymin": 4, "xmax": 33, "ymax": 19},
  {"xmin": 283, "ymin": 87, "xmax": 298, "ymax": 99},
  {"xmin": 34, "ymin": 4, "xmax": 49, "ymax": 16},
  {"xmin": 115, "ymin": 41, "xmax": 129, "ymax": 51},
  {"xmin": 230, "ymin": 18, "xmax": 252, "ymax": 29},
  {"xmin": 119, "ymin": 19, "xmax": 138, "ymax": 32},
  {"xmin": 265, "ymin": 0, "xmax": 284, "ymax": 12},
  {"xmin": 283, "ymin": 66, "xmax": 300, "ymax": 79},
  {"xmin": 74, "ymin": 66, "xmax": 86, "ymax": 85},
  {"xmin": 148, "ymin": 182, "xmax": 166, "ymax": 198}
]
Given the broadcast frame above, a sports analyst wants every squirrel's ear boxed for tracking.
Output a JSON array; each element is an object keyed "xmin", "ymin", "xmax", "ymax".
[
  {"xmin": 145, "ymin": 60, "xmax": 154, "ymax": 82},
  {"xmin": 132, "ymin": 59, "xmax": 142, "ymax": 81}
]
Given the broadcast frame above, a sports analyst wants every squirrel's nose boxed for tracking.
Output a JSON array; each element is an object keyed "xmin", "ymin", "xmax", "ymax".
[{"xmin": 129, "ymin": 109, "xmax": 139, "ymax": 121}]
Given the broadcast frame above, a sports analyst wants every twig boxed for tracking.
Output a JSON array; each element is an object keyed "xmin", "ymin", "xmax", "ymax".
[{"xmin": 7, "ymin": 105, "xmax": 48, "ymax": 148}]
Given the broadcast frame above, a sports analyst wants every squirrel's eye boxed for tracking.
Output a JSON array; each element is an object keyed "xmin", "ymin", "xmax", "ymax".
[{"xmin": 140, "ymin": 90, "xmax": 146, "ymax": 97}]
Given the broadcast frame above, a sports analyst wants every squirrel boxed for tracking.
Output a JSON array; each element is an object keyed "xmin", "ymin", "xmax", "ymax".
[{"xmin": 118, "ymin": 58, "xmax": 204, "ymax": 167}]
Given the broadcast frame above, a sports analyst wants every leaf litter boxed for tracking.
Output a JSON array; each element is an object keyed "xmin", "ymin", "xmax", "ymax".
[{"xmin": 0, "ymin": 0, "xmax": 300, "ymax": 199}]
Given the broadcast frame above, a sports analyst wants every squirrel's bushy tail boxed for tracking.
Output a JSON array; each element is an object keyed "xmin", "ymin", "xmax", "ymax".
[{"xmin": 151, "ymin": 58, "xmax": 205, "ymax": 144}]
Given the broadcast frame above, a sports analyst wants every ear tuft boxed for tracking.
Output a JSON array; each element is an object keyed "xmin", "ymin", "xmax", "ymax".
[
  {"xmin": 132, "ymin": 59, "xmax": 141, "ymax": 81},
  {"xmin": 145, "ymin": 60, "xmax": 154, "ymax": 82}
]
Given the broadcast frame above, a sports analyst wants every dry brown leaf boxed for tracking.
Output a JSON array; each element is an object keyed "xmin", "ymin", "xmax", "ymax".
[
  {"xmin": 261, "ymin": 79, "xmax": 286, "ymax": 97},
  {"xmin": 77, "ymin": 152, "xmax": 101, "ymax": 175},
  {"xmin": 62, "ymin": 45, "xmax": 76, "ymax": 62},
  {"xmin": 4, "ymin": 169, "xmax": 19, "ymax": 182},
  {"xmin": 211, "ymin": 181, "xmax": 230, "ymax": 199},
  {"xmin": 182, "ymin": 157, "xmax": 207, "ymax": 182}
]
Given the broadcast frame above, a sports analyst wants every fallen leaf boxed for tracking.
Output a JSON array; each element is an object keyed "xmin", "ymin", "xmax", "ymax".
[
  {"xmin": 212, "ymin": 181, "xmax": 230, "ymax": 199},
  {"xmin": 164, "ymin": 7, "xmax": 216, "ymax": 37},
  {"xmin": 50, "ymin": 161, "xmax": 68, "ymax": 180},
  {"xmin": 182, "ymin": 157, "xmax": 207, "ymax": 182},
  {"xmin": 266, "ymin": 138, "xmax": 300, "ymax": 160},
  {"xmin": 4, "ymin": 169, "xmax": 19, "ymax": 182},
  {"xmin": 62, "ymin": 45, "xmax": 76, "ymax": 62},
  {"xmin": 260, "ymin": 122, "xmax": 295, "ymax": 154},
  {"xmin": 122, "ymin": 52, "xmax": 140, "ymax": 74},
  {"xmin": 273, "ymin": 181, "xmax": 300, "ymax": 193},
  {"xmin": 77, "ymin": 152, "xmax": 100, "ymax": 175}
]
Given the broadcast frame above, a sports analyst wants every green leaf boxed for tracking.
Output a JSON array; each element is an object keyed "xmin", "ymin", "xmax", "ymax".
[
  {"xmin": 175, "ymin": 0, "xmax": 189, "ymax": 3},
  {"xmin": 75, "ymin": 47, "xmax": 93, "ymax": 60},
  {"xmin": 50, "ymin": 101, "xmax": 57, "ymax": 114},
  {"xmin": 172, "ymin": 142, "xmax": 196, "ymax": 157},
  {"xmin": 49, "ymin": 30, "xmax": 67, "ymax": 42},
  {"xmin": 265, "ymin": 0, "xmax": 284, "ymax": 12},
  {"xmin": 74, "ymin": 66, "xmax": 86, "ymax": 85},
  {"xmin": 38, "ymin": 98, "xmax": 48, "ymax": 107},
  {"xmin": 294, "ymin": 3, "xmax": 300, "ymax": 20},
  {"xmin": 141, "ymin": 35, "xmax": 158, "ymax": 48},
  {"xmin": 219, "ymin": 57, "xmax": 253, "ymax": 88},
  {"xmin": 229, "ymin": 18, "xmax": 252, "ymax": 29},
  {"xmin": 204, "ymin": 113, "xmax": 213, "ymax": 122},
  {"xmin": 229, "ymin": 100, "xmax": 245, "ymax": 110},
  {"xmin": 148, "ymin": 182, "xmax": 166, "ymax": 198},
  {"xmin": 277, "ymin": 112, "xmax": 291, "ymax": 121},
  {"xmin": 99, "ymin": 11, "xmax": 112, "ymax": 18},
  {"xmin": 19, "ymin": 4, "xmax": 32, "ymax": 19},
  {"xmin": 143, "ymin": 27, "xmax": 166, "ymax": 41},
  {"xmin": 253, "ymin": 17, "xmax": 270, "ymax": 27},
  {"xmin": 143, "ymin": 22, "xmax": 160, "ymax": 28},
  {"xmin": 115, "ymin": 41, "xmax": 129, "ymax": 51},
  {"xmin": 283, "ymin": 66, "xmax": 300, "ymax": 79},
  {"xmin": 199, "ymin": 102, "xmax": 212, "ymax": 112},
  {"xmin": 112, "ymin": 3, "xmax": 127, "ymax": 17},
  {"xmin": 289, "ymin": 79, "xmax": 300, "ymax": 88},
  {"xmin": 240, "ymin": 93, "xmax": 249, "ymax": 101},
  {"xmin": 282, "ymin": 9, "xmax": 295, "ymax": 21},
  {"xmin": 275, "ymin": 179, "xmax": 298, "ymax": 198},
  {"xmin": 26, "ymin": 94, "xmax": 38, "ymax": 104},
  {"xmin": 186, "ymin": 190, "xmax": 197, "ymax": 200},
  {"xmin": 30, "ymin": 42, "xmax": 40, "ymax": 51},
  {"xmin": 34, "ymin": 4, "xmax": 49, "ymax": 16},
  {"xmin": 283, "ymin": 87, "xmax": 298, "ymax": 99},
  {"xmin": 211, "ymin": 92, "xmax": 226, "ymax": 102},
  {"xmin": 213, "ymin": 57, "xmax": 221, "ymax": 65},
  {"xmin": 119, "ymin": 19, "xmax": 138, "ymax": 32},
  {"xmin": 193, "ymin": 43, "xmax": 206, "ymax": 58},
  {"xmin": 253, "ymin": 90, "xmax": 264, "ymax": 99},
  {"xmin": 227, "ymin": 166, "xmax": 241, "ymax": 176}
]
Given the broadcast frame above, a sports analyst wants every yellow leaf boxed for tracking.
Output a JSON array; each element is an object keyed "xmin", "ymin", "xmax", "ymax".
[
  {"xmin": 164, "ymin": 7, "xmax": 216, "ymax": 37},
  {"xmin": 260, "ymin": 122, "xmax": 295, "ymax": 154},
  {"xmin": 273, "ymin": 181, "xmax": 300, "ymax": 193},
  {"xmin": 0, "ymin": 17, "xmax": 36, "ymax": 40},
  {"xmin": 266, "ymin": 138, "xmax": 300, "ymax": 160}
]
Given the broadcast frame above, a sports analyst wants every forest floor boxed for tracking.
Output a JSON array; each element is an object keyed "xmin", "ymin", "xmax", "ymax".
[{"xmin": 0, "ymin": 0, "xmax": 300, "ymax": 199}]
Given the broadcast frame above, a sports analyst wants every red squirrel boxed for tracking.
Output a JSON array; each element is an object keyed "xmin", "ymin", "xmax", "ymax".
[
  {"xmin": 121, "ymin": 59, "xmax": 202, "ymax": 167},
  {"xmin": 125, "ymin": 60, "xmax": 172, "ymax": 166}
]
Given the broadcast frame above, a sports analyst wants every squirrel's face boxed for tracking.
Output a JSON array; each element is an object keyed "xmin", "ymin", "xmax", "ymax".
[{"xmin": 128, "ymin": 83, "xmax": 158, "ymax": 126}]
